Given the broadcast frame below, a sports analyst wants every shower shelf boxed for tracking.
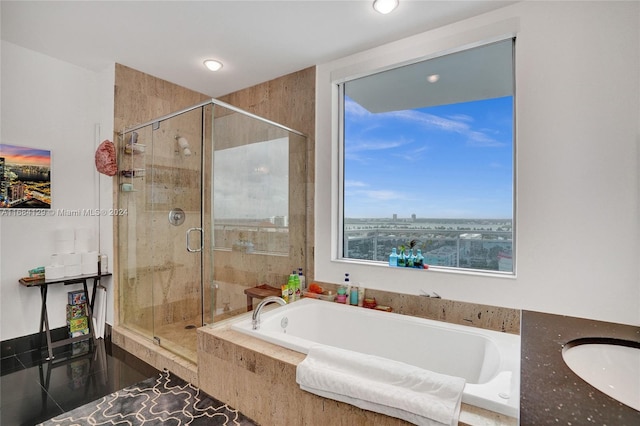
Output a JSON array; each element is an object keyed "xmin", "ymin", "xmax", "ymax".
[
  {"xmin": 120, "ymin": 168, "xmax": 145, "ymax": 178},
  {"xmin": 119, "ymin": 184, "xmax": 137, "ymax": 192},
  {"xmin": 124, "ymin": 143, "xmax": 146, "ymax": 155}
]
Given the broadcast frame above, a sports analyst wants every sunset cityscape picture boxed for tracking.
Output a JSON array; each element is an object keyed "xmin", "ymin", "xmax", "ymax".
[{"xmin": 0, "ymin": 144, "xmax": 51, "ymax": 209}]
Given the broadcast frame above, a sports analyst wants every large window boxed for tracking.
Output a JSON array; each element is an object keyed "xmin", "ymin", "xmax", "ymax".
[{"xmin": 339, "ymin": 39, "xmax": 515, "ymax": 274}]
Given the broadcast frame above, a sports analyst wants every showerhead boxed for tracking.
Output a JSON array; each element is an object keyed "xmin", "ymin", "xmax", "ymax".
[{"xmin": 176, "ymin": 136, "xmax": 192, "ymax": 157}]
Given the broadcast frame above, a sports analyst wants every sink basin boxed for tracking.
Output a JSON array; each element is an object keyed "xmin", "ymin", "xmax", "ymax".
[{"xmin": 562, "ymin": 338, "xmax": 640, "ymax": 411}]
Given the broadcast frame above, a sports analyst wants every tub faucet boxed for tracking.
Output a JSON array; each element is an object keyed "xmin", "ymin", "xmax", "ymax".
[{"xmin": 252, "ymin": 296, "xmax": 287, "ymax": 330}]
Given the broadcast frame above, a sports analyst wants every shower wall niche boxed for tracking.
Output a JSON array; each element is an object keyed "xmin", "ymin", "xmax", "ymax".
[{"xmin": 117, "ymin": 100, "xmax": 307, "ymax": 363}]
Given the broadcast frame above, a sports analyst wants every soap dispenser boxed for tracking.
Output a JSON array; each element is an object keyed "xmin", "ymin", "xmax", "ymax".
[
  {"xmin": 350, "ymin": 284, "xmax": 359, "ymax": 305},
  {"xmin": 298, "ymin": 268, "xmax": 306, "ymax": 291},
  {"xmin": 337, "ymin": 273, "xmax": 349, "ymax": 303}
]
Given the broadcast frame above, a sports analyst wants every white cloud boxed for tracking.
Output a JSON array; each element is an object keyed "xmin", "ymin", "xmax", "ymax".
[
  {"xmin": 346, "ymin": 98, "xmax": 505, "ymax": 148},
  {"xmin": 346, "ymin": 138, "xmax": 406, "ymax": 153},
  {"xmin": 358, "ymin": 189, "xmax": 406, "ymax": 201},
  {"xmin": 344, "ymin": 99, "xmax": 370, "ymax": 118},
  {"xmin": 345, "ymin": 180, "xmax": 368, "ymax": 188}
]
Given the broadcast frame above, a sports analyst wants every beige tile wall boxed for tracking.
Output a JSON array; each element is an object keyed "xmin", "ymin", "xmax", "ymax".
[
  {"xmin": 197, "ymin": 319, "xmax": 518, "ymax": 426},
  {"xmin": 114, "ymin": 65, "xmax": 209, "ymax": 336},
  {"xmin": 114, "ymin": 64, "xmax": 315, "ymax": 338},
  {"xmin": 217, "ymin": 67, "xmax": 316, "ymax": 283},
  {"xmin": 114, "ymin": 63, "xmax": 522, "ymax": 424},
  {"xmin": 312, "ymin": 282, "xmax": 520, "ymax": 334}
]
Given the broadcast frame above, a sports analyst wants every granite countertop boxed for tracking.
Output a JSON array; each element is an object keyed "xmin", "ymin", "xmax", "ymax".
[{"xmin": 520, "ymin": 310, "xmax": 640, "ymax": 425}]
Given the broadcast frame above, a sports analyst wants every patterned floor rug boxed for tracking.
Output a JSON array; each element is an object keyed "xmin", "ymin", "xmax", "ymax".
[{"xmin": 39, "ymin": 370, "xmax": 257, "ymax": 426}]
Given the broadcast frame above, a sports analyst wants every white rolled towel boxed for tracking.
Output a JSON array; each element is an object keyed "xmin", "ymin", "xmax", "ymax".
[
  {"xmin": 75, "ymin": 238, "xmax": 92, "ymax": 253},
  {"xmin": 75, "ymin": 228, "xmax": 92, "ymax": 241},
  {"xmin": 45, "ymin": 265, "xmax": 65, "ymax": 280},
  {"xmin": 81, "ymin": 251, "xmax": 98, "ymax": 264},
  {"xmin": 55, "ymin": 228, "xmax": 74, "ymax": 241},
  {"xmin": 55, "ymin": 239, "xmax": 74, "ymax": 254},
  {"xmin": 63, "ymin": 253, "xmax": 81, "ymax": 266},
  {"xmin": 296, "ymin": 344, "xmax": 466, "ymax": 426},
  {"xmin": 81, "ymin": 251, "xmax": 98, "ymax": 275},
  {"xmin": 64, "ymin": 264, "xmax": 82, "ymax": 277}
]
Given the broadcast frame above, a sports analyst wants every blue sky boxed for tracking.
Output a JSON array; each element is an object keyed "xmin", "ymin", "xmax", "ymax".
[{"xmin": 344, "ymin": 96, "xmax": 513, "ymax": 219}]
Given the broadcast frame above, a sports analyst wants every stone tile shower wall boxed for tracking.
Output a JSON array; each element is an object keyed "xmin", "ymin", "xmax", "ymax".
[
  {"xmin": 114, "ymin": 65, "xmax": 315, "ymax": 338},
  {"xmin": 203, "ymin": 107, "xmax": 308, "ymax": 313},
  {"xmin": 218, "ymin": 67, "xmax": 316, "ymax": 285},
  {"xmin": 114, "ymin": 64, "xmax": 209, "ymax": 337}
]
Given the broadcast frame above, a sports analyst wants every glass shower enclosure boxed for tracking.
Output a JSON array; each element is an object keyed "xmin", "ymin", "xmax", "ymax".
[{"xmin": 117, "ymin": 100, "xmax": 307, "ymax": 362}]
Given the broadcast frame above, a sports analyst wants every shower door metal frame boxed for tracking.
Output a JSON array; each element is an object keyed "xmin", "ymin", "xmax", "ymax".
[
  {"xmin": 119, "ymin": 97, "xmax": 307, "ymax": 352},
  {"xmin": 122, "ymin": 98, "xmax": 305, "ymax": 137}
]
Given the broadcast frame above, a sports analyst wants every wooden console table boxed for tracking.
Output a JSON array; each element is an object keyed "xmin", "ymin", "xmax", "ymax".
[{"xmin": 19, "ymin": 272, "xmax": 111, "ymax": 360}]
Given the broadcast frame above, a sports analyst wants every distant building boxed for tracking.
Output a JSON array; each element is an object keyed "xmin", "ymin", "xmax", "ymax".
[
  {"xmin": 9, "ymin": 182, "xmax": 25, "ymax": 201},
  {"xmin": 270, "ymin": 215, "xmax": 288, "ymax": 227},
  {"xmin": 411, "ymin": 213, "xmax": 416, "ymax": 222},
  {"xmin": 0, "ymin": 157, "xmax": 6, "ymax": 202},
  {"xmin": 392, "ymin": 213, "xmax": 397, "ymax": 221},
  {"xmin": 460, "ymin": 233, "xmax": 482, "ymax": 239},
  {"xmin": 498, "ymin": 251, "xmax": 513, "ymax": 272},
  {"xmin": 424, "ymin": 246, "xmax": 457, "ymax": 267}
]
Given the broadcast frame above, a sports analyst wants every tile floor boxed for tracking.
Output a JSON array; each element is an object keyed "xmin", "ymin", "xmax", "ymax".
[
  {"xmin": 1, "ymin": 336, "xmax": 159, "ymax": 426},
  {"xmin": 39, "ymin": 370, "xmax": 256, "ymax": 426}
]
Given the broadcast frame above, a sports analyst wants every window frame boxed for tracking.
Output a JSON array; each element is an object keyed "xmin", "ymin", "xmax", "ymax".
[{"xmin": 334, "ymin": 38, "xmax": 517, "ymax": 277}]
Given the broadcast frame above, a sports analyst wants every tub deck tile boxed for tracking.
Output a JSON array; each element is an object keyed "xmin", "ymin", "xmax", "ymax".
[{"xmin": 197, "ymin": 319, "xmax": 518, "ymax": 426}]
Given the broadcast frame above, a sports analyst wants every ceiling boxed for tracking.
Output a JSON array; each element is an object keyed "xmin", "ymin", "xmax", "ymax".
[
  {"xmin": 1, "ymin": 1, "xmax": 516, "ymax": 98},
  {"xmin": 346, "ymin": 38, "xmax": 514, "ymax": 113}
]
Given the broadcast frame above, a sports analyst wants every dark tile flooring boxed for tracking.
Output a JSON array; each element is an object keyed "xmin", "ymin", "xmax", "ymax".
[{"xmin": 1, "ymin": 336, "xmax": 159, "ymax": 426}]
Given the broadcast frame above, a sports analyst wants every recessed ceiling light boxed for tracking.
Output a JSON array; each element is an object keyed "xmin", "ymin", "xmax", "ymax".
[
  {"xmin": 373, "ymin": 0, "xmax": 399, "ymax": 14},
  {"xmin": 203, "ymin": 59, "xmax": 223, "ymax": 72},
  {"xmin": 427, "ymin": 74, "xmax": 440, "ymax": 83}
]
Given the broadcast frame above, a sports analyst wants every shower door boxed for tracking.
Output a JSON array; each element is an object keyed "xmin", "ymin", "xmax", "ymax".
[
  {"xmin": 118, "ymin": 99, "xmax": 307, "ymax": 363},
  {"xmin": 118, "ymin": 106, "xmax": 208, "ymax": 363},
  {"xmin": 205, "ymin": 103, "xmax": 307, "ymax": 319},
  {"xmin": 147, "ymin": 107, "xmax": 205, "ymax": 361}
]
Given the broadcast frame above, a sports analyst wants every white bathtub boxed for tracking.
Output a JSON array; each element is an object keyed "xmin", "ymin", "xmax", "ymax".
[{"xmin": 231, "ymin": 297, "xmax": 520, "ymax": 418}]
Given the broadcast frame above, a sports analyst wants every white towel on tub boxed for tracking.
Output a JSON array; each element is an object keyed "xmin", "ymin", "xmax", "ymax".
[{"xmin": 296, "ymin": 344, "xmax": 465, "ymax": 426}]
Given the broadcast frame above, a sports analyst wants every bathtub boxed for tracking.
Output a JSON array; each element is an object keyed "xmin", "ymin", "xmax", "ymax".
[{"xmin": 231, "ymin": 297, "xmax": 520, "ymax": 418}]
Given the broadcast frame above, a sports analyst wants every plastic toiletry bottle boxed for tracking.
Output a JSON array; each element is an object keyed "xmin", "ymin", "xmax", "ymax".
[
  {"xmin": 298, "ymin": 268, "xmax": 306, "ymax": 291},
  {"xmin": 350, "ymin": 285, "xmax": 359, "ymax": 305},
  {"xmin": 294, "ymin": 272, "xmax": 301, "ymax": 300},
  {"xmin": 281, "ymin": 283, "xmax": 289, "ymax": 303},
  {"xmin": 342, "ymin": 273, "xmax": 350, "ymax": 304},
  {"xmin": 288, "ymin": 272, "xmax": 296, "ymax": 302},
  {"xmin": 388, "ymin": 248, "xmax": 398, "ymax": 267},
  {"xmin": 357, "ymin": 285, "xmax": 365, "ymax": 307}
]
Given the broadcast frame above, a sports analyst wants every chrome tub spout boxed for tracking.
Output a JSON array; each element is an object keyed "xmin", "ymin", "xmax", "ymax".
[{"xmin": 252, "ymin": 296, "xmax": 287, "ymax": 330}]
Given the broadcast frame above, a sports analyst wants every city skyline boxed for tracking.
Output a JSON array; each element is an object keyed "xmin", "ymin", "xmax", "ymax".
[
  {"xmin": 0, "ymin": 144, "xmax": 51, "ymax": 208},
  {"xmin": 0, "ymin": 144, "xmax": 51, "ymax": 167}
]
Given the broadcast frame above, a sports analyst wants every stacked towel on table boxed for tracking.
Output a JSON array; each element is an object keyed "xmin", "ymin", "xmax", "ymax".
[{"xmin": 296, "ymin": 344, "xmax": 466, "ymax": 426}]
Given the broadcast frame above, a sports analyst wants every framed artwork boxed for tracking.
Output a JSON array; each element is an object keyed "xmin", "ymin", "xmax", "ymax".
[{"xmin": 0, "ymin": 144, "xmax": 51, "ymax": 209}]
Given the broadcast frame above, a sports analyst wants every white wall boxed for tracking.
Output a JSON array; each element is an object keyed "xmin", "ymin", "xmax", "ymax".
[
  {"xmin": 316, "ymin": 1, "xmax": 640, "ymax": 325},
  {"xmin": 0, "ymin": 41, "xmax": 115, "ymax": 341}
]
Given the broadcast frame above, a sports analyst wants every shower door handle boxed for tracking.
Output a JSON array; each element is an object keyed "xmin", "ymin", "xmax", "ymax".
[{"xmin": 186, "ymin": 227, "xmax": 203, "ymax": 253}]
